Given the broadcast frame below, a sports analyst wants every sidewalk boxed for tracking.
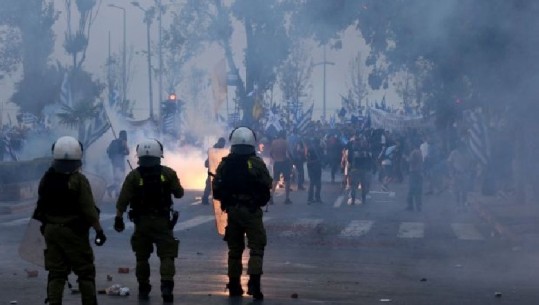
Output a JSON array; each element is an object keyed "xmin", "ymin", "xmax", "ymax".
[{"xmin": 470, "ymin": 191, "xmax": 539, "ymax": 249}]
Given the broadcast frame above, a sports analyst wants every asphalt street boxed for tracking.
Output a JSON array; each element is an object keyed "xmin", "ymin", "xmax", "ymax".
[{"xmin": 1, "ymin": 171, "xmax": 538, "ymax": 305}]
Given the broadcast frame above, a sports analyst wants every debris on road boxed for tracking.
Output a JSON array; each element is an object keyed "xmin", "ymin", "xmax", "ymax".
[
  {"xmin": 24, "ymin": 269, "xmax": 38, "ymax": 278},
  {"xmin": 117, "ymin": 267, "xmax": 129, "ymax": 274},
  {"xmin": 291, "ymin": 293, "xmax": 298, "ymax": 298},
  {"xmin": 420, "ymin": 278, "xmax": 427, "ymax": 282},
  {"xmin": 9, "ymin": 301, "xmax": 17, "ymax": 304},
  {"xmin": 380, "ymin": 298, "xmax": 392, "ymax": 302},
  {"xmin": 494, "ymin": 292, "xmax": 502, "ymax": 298},
  {"xmin": 106, "ymin": 274, "xmax": 113, "ymax": 281},
  {"xmin": 105, "ymin": 284, "xmax": 130, "ymax": 296}
]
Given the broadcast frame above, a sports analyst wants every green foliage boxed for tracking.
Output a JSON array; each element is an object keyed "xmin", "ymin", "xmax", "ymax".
[
  {"xmin": 0, "ymin": 0, "xmax": 59, "ymax": 114},
  {"xmin": 63, "ymin": 31, "xmax": 88, "ymax": 55},
  {"xmin": 11, "ymin": 65, "xmax": 63, "ymax": 114},
  {"xmin": 57, "ymin": 98, "xmax": 100, "ymax": 130},
  {"xmin": 0, "ymin": 27, "xmax": 21, "ymax": 78}
]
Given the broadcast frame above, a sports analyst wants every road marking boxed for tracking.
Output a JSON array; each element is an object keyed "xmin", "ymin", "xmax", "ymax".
[
  {"xmin": 451, "ymin": 223, "xmax": 484, "ymax": 240},
  {"xmin": 334, "ymin": 195, "xmax": 344, "ymax": 208},
  {"xmin": 281, "ymin": 218, "xmax": 323, "ymax": 237},
  {"xmin": 1, "ymin": 217, "xmax": 30, "ymax": 227},
  {"xmin": 100, "ymin": 213, "xmax": 117, "ymax": 221},
  {"xmin": 174, "ymin": 215, "xmax": 215, "ymax": 231},
  {"xmin": 398, "ymin": 222, "xmax": 425, "ymax": 238},
  {"xmin": 339, "ymin": 220, "xmax": 374, "ymax": 237}
]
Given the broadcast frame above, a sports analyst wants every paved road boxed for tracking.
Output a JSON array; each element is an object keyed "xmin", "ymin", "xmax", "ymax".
[{"xmin": 1, "ymin": 173, "xmax": 538, "ymax": 305}]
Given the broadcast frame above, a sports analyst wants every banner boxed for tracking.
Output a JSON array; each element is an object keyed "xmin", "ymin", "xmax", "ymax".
[{"xmin": 368, "ymin": 108, "xmax": 430, "ymax": 131}]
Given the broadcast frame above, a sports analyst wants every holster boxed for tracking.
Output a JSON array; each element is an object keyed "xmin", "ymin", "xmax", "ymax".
[{"xmin": 169, "ymin": 210, "xmax": 179, "ymax": 230}]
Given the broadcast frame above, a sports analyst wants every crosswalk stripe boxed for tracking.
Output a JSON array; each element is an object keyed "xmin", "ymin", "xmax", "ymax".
[
  {"xmin": 334, "ymin": 195, "xmax": 344, "ymax": 208},
  {"xmin": 398, "ymin": 222, "xmax": 425, "ymax": 238},
  {"xmin": 1, "ymin": 217, "xmax": 30, "ymax": 227},
  {"xmin": 451, "ymin": 223, "xmax": 484, "ymax": 240},
  {"xmin": 0, "ymin": 214, "xmax": 486, "ymax": 243},
  {"xmin": 339, "ymin": 220, "xmax": 374, "ymax": 237},
  {"xmin": 174, "ymin": 215, "xmax": 215, "ymax": 232},
  {"xmin": 280, "ymin": 218, "xmax": 323, "ymax": 237}
]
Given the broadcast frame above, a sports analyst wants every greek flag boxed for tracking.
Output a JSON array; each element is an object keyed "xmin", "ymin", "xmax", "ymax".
[
  {"xmin": 264, "ymin": 108, "xmax": 283, "ymax": 138},
  {"xmin": 293, "ymin": 103, "xmax": 313, "ymax": 134},
  {"xmin": 81, "ymin": 103, "xmax": 111, "ymax": 148},
  {"xmin": 465, "ymin": 108, "xmax": 490, "ymax": 165}
]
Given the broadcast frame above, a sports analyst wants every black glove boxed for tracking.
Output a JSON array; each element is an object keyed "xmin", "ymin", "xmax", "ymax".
[
  {"xmin": 114, "ymin": 216, "xmax": 125, "ymax": 232},
  {"xmin": 95, "ymin": 230, "xmax": 107, "ymax": 246}
]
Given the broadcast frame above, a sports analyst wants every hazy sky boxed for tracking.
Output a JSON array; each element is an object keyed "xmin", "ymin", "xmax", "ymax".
[{"xmin": 1, "ymin": 0, "xmax": 398, "ymax": 123}]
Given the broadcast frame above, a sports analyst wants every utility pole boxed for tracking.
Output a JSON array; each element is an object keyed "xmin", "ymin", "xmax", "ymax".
[
  {"xmin": 313, "ymin": 44, "xmax": 334, "ymax": 122},
  {"xmin": 157, "ymin": 0, "xmax": 163, "ymax": 122},
  {"xmin": 132, "ymin": 2, "xmax": 155, "ymax": 121}
]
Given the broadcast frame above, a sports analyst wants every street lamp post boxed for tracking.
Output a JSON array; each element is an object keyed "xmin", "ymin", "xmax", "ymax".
[
  {"xmin": 313, "ymin": 44, "xmax": 335, "ymax": 122},
  {"xmin": 108, "ymin": 4, "xmax": 127, "ymax": 104},
  {"xmin": 156, "ymin": 0, "xmax": 163, "ymax": 122},
  {"xmin": 132, "ymin": 1, "xmax": 155, "ymax": 121}
]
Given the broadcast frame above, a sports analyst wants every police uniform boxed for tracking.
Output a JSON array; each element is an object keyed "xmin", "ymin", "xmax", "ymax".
[
  {"xmin": 114, "ymin": 139, "xmax": 184, "ymax": 302},
  {"xmin": 347, "ymin": 138, "xmax": 374, "ymax": 204},
  {"xmin": 212, "ymin": 127, "xmax": 272, "ymax": 300},
  {"xmin": 32, "ymin": 136, "xmax": 106, "ymax": 305}
]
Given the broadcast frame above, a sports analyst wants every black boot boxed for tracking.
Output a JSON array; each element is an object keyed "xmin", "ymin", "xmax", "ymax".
[
  {"xmin": 161, "ymin": 280, "xmax": 174, "ymax": 303},
  {"xmin": 138, "ymin": 282, "xmax": 151, "ymax": 300},
  {"xmin": 247, "ymin": 274, "xmax": 264, "ymax": 300},
  {"xmin": 226, "ymin": 276, "xmax": 244, "ymax": 297}
]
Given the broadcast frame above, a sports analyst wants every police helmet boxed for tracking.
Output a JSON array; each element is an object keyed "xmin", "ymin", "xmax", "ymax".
[
  {"xmin": 229, "ymin": 126, "xmax": 256, "ymax": 147},
  {"xmin": 136, "ymin": 139, "xmax": 164, "ymax": 158},
  {"xmin": 52, "ymin": 136, "xmax": 83, "ymax": 160}
]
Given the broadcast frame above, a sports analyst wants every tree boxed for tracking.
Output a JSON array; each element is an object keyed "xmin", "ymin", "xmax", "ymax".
[
  {"xmin": 0, "ymin": 27, "xmax": 21, "ymax": 80},
  {"xmin": 277, "ymin": 41, "xmax": 313, "ymax": 126},
  {"xmin": 63, "ymin": 0, "xmax": 100, "ymax": 69},
  {"xmin": 56, "ymin": 68, "xmax": 104, "ymax": 139},
  {"xmin": 167, "ymin": 0, "xmax": 292, "ymax": 125},
  {"xmin": 392, "ymin": 57, "xmax": 434, "ymax": 115},
  {"xmin": 346, "ymin": 52, "xmax": 368, "ymax": 115},
  {"xmin": 0, "ymin": 0, "xmax": 59, "ymax": 115}
]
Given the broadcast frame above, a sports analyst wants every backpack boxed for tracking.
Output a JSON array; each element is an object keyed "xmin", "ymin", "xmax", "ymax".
[
  {"xmin": 131, "ymin": 166, "xmax": 173, "ymax": 213},
  {"xmin": 212, "ymin": 155, "xmax": 270, "ymax": 210},
  {"xmin": 107, "ymin": 139, "xmax": 125, "ymax": 158}
]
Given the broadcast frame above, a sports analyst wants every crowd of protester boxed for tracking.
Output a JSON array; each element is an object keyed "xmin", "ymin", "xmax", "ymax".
[{"xmin": 249, "ymin": 115, "xmax": 516, "ymax": 209}]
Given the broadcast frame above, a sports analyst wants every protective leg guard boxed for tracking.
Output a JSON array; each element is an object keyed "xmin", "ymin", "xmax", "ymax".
[
  {"xmin": 161, "ymin": 280, "xmax": 174, "ymax": 303},
  {"xmin": 247, "ymin": 274, "xmax": 263, "ymax": 300},
  {"xmin": 226, "ymin": 276, "xmax": 244, "ymax": 297},
  {"xmin": 138, "ymin": 282, "xmax": 151, "ymax": 300}
]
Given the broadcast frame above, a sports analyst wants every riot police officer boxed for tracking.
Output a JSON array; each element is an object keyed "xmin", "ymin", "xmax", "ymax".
[
  {"xmin": 32, "ymin": 136, "xmax": 106, "ymax": 305},
  {"xmin": 346, "ymin": 136, "xmax": 375, "ymax": 205},
  {"xmin": 212, "ymin": 127, "xmax": 272, "ymax": 300},
  {"xmin": 113, "ymin": 139, "xmax": 184, "ymax": 302}
]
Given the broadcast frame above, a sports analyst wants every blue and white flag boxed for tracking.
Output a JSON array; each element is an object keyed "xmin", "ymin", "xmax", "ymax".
[
  {"xmin": 264, "ymin": 108, "xmax": 283, "ymax": 138},
  {"xmin": 293, "ymin": 103, "xmax": 313, "ymax": 134},
  {"xmin": 82, "ymin": 103, "xmax": 111, "ymax": 148},
  {"xmin": 465, "ymin": 108, "xmax": 490, "ymax": 165}
]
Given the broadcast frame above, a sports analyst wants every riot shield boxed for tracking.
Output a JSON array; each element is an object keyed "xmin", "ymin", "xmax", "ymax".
[
  {"xmin": 18, "ymin": 171, "xmax": 107, "ymax": 267},
  {"xmin": 207, "ymin": 147, "xmax": 230, "ymax": 236}
]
